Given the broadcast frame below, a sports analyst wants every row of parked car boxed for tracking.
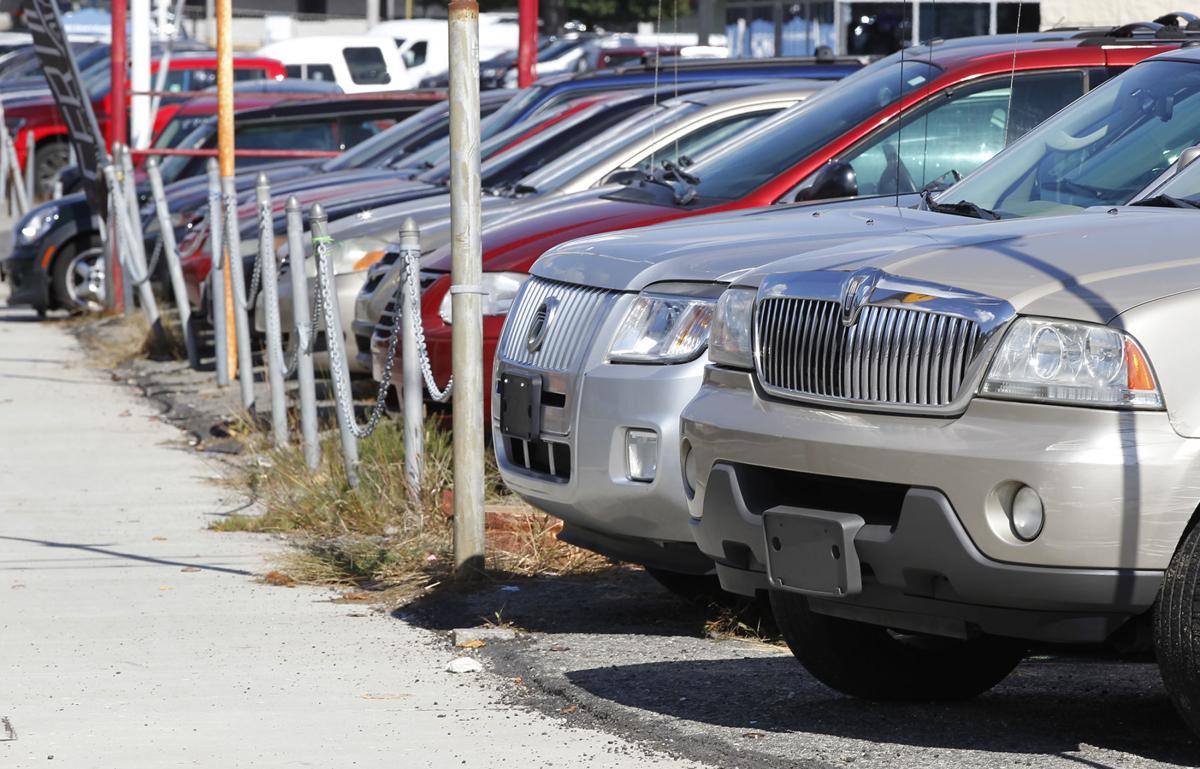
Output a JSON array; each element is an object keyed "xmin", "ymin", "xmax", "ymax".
[{"xmin": 8, "ymin": 13, "xmax": 1200, "ymax": 737}]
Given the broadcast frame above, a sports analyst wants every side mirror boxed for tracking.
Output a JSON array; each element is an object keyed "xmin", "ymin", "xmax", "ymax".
[
  {"xmin": 600, "ymin": 168, "xmax": 644, "ymax": 186},
  {"xmin": 1176, "ymin": 145, "xmax": 1200, "ymax": 175},
  {"xmin": 795, "ymin": 160, "xmax": 858, "ymax": 202}
]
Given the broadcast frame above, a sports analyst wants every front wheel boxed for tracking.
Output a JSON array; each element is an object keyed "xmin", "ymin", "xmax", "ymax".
[
  {"xmin": 1155, "ymin": 522, "xmax": 1200, "ymax": 737},
  {"xmin": 769, "ymin": 590, "xmax": 1025, "ymax": 701},
  {"xmin": 51, "ymin": 241, "xmax": 105, "ymax": 313}
]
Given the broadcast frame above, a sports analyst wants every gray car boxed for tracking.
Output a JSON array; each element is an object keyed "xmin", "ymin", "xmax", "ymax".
[{"xmin": 493, "ymin": 45, "xmax": 1200, "ymax": 591}]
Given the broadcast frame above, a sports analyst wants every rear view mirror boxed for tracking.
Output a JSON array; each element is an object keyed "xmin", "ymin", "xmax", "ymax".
[
  {"xmin": 795, "ymin": 160, "xmax": 858, "ymax": 202},
  {"xmin": 1176, "ymin": 145, "xmax": 1200, "ymax": 175}
]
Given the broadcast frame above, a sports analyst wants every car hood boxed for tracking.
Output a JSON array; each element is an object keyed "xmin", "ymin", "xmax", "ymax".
[
  {"xmin": 531, "ymin": 201, "xmax": 951, "ymax": 291},
  {"xmin": 737, "ymin": 207, "xmax": 1200, "ymax": 324}
]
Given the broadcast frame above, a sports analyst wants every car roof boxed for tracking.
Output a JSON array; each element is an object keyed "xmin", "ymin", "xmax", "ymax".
[
  {"xmin": 229, "ymin": 92, "xmax": 448, "ymax": 121},
  {"xmin": 680, "ymin": 79, "xmax": 831, "ymax": 108}
]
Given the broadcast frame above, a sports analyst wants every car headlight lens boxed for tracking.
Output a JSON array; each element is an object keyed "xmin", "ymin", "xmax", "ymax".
[
  {"xmin": 333, "ymin": 237, "xmax": 390, "ymax": 276},
  {"xmin": 981, "ymin": 317, "xmax": 1162, "ymax": 409},
  {"xmin": 709, "ymin": 287, "xmax": 756, "ymax": 369},
  {"xmin": 17, "ymin": 205, "xmax": 59, "ymax": 245},
  {"xmin": 438, "ymin": 272, "xmax": 529, "ymax": 324},
  {"xmin": 608, "ymin": 293, "xmax": 713, "ymax": 363}
]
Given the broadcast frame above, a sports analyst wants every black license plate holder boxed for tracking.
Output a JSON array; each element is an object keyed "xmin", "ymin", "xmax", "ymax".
[
  {"xmin": 763, "ymin": 508, "xmax": 865, "ymax": 598},
  {"xmin": 499, "ymin": 371, "xmax": 542, "ymax": 441}
]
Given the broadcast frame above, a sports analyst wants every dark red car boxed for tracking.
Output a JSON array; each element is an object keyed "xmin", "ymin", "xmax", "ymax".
[
  {"xmin": 381, "ymin": 30, "xmax": 1191, "ymax": 411},
  {"xmin": 5, "ymin": 51, "xmax": 285, "ymax": 195}
]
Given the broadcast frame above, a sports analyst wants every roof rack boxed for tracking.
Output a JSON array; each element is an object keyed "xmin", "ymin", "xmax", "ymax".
[
  {"xmin": 1072, "ymin": 13, "xmax": 1200, "ymax": 43},
  {"xmin": 600, "ymin": 53, "xmax": 871, "ymax": 76}
]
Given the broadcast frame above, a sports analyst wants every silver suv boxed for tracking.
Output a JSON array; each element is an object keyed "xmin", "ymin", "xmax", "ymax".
[{"xmin": 495, "ymin": 47, "xmax": 1200, "ymax": 591}]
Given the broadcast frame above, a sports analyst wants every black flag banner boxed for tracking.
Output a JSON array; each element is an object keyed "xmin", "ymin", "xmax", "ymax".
[{"xmin": 23, "ymin": 0, "xmax": 108, "ymax": 212}]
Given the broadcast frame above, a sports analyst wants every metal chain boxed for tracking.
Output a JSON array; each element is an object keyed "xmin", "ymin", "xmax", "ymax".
[
  {"xmin": 314, "ymin": 238, "xmax": 400, "ymax": 439},
  {"xmin": 244, "ymin": 200, "xmax": 271, "ymax": 312},
  {"xmin": 399, "ymin": 245, "xmax": 453, "ymax": 403},
  {"xmin": 130, "ymin": 237, "xmax": 163, "ymax": 288},
  {"xmin": 178, "ymin": 217, "xmax": 208, "ymax": 260}
]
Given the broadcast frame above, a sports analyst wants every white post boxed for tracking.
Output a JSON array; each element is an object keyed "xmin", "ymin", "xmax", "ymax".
[
  {"xmin": 223, "ymin": 175, "xmax": 256, "ymax": 412},
  {"xmin": 131, "ymin": 0, "xmax": 153, "ymax": 149},
  {"xmin": 448, "ymin": 0, "xmax": 485, "ymax": 577},
  {"xmin": 399, "ymin": 218, "xmax": 424, "ymax": 527},
  {"xmin": 23, "ymin": 129, "xmax": 34, "ymax": 202},
  {"xmin": 257, "ymin": 174, "xmax": 288, "ymax": 449},
  {"xmin": 147, "ymin": 157, "xmax": 196, "ymax": 364},
  {"xmin": 207, "ymin": 159, "xmax": 229, "ymax": 385},
  {"xmin": 286, "ymin": 196, "xmax": 320, "ymax": 471}
]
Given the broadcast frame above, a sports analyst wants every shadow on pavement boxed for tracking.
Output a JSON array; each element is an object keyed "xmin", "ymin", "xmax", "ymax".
[
  {"xmin": 0, "ymin": 535, "xmax": 254, "ymax": 576},
  {"xmin": 564, "ymin": 653, "xmax": 1196, "ymax": 763}
]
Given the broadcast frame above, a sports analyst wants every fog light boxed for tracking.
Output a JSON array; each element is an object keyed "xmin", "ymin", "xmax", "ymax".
[
  {"xmin": 681, "ymin": 440, "xmax": 697, "ymax": 499},
  {"xmin": 625, "ymin": 429, "xmax": 658, "ymax": 482},
  {"xmin": 1010, "ymin": 485, "xmax": 1045, "ymax": 541}
]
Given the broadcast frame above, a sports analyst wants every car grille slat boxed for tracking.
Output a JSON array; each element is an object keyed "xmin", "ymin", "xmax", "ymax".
[
  {"xmin": 498, "ymin": 277, "xmax": 618, "ymax": 372},
  {"xmin": 755, "ymin": 297, "xmax": 985, "ymax": 409}
]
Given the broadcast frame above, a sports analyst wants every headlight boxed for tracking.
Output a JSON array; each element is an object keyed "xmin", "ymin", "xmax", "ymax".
[
  {"xmin": 438, "ymin": 272, "xmax": 529, "ymax": 324},
  {"xmin": 709, "ymin": 288, "xmax": 756, "ymax": 369},
  {"xmin": 17, "ymin": 205, "xmax": 59, "ymax": 245},
  {"xmin": 608, "ymin": 292, "xmax": 713, "ymax": 363},
  {"xmin": 981, "ymin": 317, "xmax": 1162, "ymax": 409},
  {"xmin": 333, "ymin": 237, "xmax": 389, "ymax": 276}
]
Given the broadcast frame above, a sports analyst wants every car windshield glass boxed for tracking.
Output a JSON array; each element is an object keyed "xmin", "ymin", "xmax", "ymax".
[
  {"xmin": 1135, "ymin": 142, "xmax": 1200, "ymax": 202},
  {"xmin": 81, "ymin": 55, "xmax": 112, "ymax": 100},
  {"xmin": 324, "ymin": 104, "xmax": 442, "ymax": 171},
  {"xmin": 159, "ymin": 121, "xmax": 215, "ymax": 182},
  {"xmin": 406, "ymin": 102, "xmax": 576, "ymax": 174},
  {"xmin": 154, "ymin": 114, "xmax": 211, "ymax": 149},
  {"xmin": 518, "ymin": 101, "xmax": 699, "ymax": 192},
  {"xmin": 683, "ymin": 59, "xmax": 940, "ymax": 201},
  {"xmin": 939, "ymin": 59, "xmax": 1200, "ymax": 218}
]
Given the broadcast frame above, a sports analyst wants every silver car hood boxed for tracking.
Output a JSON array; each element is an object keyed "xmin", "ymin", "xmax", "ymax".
[
  {"xmin": 530, "ymin": 202, "xmax": 954, "ymax": 291},
  {"xmin": 739, "ymin": 207, "xmax": 1200, "ymax": 323}
]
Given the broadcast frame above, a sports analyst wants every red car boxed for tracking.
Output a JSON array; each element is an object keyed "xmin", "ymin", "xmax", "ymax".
[
  {"xmin": 379, "ymin": 31, "xmax": 1191, "ymax": 412},
  {"xmin": 5, "ymin": 51, "xmax": 285, "ymax": 195}
]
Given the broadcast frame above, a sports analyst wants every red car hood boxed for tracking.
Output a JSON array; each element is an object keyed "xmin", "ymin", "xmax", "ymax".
[{"xmin": 423, "ymin": 186, "xmax": 703, "ymax": 274}]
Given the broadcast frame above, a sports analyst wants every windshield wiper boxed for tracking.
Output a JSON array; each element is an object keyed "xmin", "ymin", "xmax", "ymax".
[
  {"xmin": 1131, "ymin": 193, "xmax": 1200, "ymax": 209},
  {"xmin": 923, "ymin": 192, "xmax": 999, "ymax": 220}
]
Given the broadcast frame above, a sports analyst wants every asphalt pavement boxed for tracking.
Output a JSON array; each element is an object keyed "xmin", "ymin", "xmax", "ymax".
[{"xmin": 0, "ymin": 294, "xmax": 700, "ymax": 769}]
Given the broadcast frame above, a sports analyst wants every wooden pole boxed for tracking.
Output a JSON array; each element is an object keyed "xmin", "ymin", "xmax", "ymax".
[{"xmin": 216, "ymin": 0, "xmax": 236, "ymax": 378}]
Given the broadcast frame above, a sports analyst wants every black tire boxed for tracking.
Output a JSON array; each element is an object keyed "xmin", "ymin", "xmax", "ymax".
[
  {"xmin": 1155, "ymin": 522, "xmax": 1200, "ymax": 737},
  {"xmin": 50, "ymin": 238, "xmax": 104, "ymax": 313},
  {"xmin": 769, "ymin": 590, "xmax": 1025, "ymax": 701},
  {"xmin": 645, "ymin": 567, "xmax": 723, "ymax": 604},
  {"xmin": 33, "ymin": 139, "xmax": 70, "ymax": 200}
]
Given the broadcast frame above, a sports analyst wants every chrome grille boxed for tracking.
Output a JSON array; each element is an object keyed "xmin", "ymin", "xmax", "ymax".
[
  {"xmin": 755, "ymin": 297, "xmax": 984, "ymax": 407},
  {"xmin": 498, "ymin": 277, "xmax": 617, "ymax": 372},
  {"xmin": 372, "ymin": 272, "xmax": 442, "ymax": 339}
]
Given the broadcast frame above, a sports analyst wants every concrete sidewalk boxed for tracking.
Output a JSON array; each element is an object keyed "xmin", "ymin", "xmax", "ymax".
[{"xmin": 0, "ymin": 303, "xmax": 698, "ymax": 768}]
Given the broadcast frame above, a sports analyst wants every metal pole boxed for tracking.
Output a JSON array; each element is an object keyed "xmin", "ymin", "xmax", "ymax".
[
  {"xmin": 448, "ymin": 0, "xmax": 485, "ymax": 577},
  {"xmin": 111, "ymin": 0, "xmax": 128, "ymax": 150},
  {"xmin": 216, "ymin": 0, "xmax": 238, "ymax": 383},
  {"xmin": 517, "ymin": 0, "xmax": 537, "ymax": 88},
  {"xmin": 131, "ymin": 0, "xmax": 152, "ymax": 149},
  {"xmin": 23, "ymin": 130, "xmax": 34, "ymax": 202},
  {"xmin": 104, "ymin": 162, "xmax": 160, "ymax": 329},
  {"xmin": 6, "ymin": 131, "xmax": 28, "ymax": 216},
  {"xmin": 207, "ymin": 158, "xmax": 228, "ymax": 385},
  {"xmin": 367, "ymin": 0, "xmax": 381, "ymax": 27},
  {"xmin": 224, "ymin": 177, "xmax": 255, "ymax": 412},
  {"xmin": 147, "ymin": 157, "xmax": 195, "ymax": 364},
  {"xmin": 257, "ymin": 174, "xmax": 288, "ymax": 449},
  {"xmin": 399, "ymin": 218, "xmax": 424, "ymax": 526},
  {"xmin": 0, "ymin": 106, "xmax": 11, "ymax": 216},
  {"xmin": 205, "ymin": 0, "xmax": 215, "ymax": 46},
  {"xmin": 119, "ymin": 144, "xmax": 148, "ymax": 275},
  {"xmin": 113, "ymin": 149, "xmax": 134, "ymax": 314},
  {"xmin": 311, "ymin": 203, "xmax": 359, "ymax": 487},
  {"xmin": 286, "ymin": 196, "xmax": 320, "ymax": 471}
]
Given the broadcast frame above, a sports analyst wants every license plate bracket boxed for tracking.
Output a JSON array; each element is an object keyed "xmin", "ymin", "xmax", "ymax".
[
  {"xmin": 499, "ymin": 371, "xmax": 542, "ymax": 441},
  {"xmin": 763, "ymin": 508, "xmax": 865, "ymax": 598}
]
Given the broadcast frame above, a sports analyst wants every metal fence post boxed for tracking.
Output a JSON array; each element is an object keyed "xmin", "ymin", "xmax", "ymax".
[
  {"xmin": 119, "ymin": 146, "xmax": 147, "ymax": 261},
  {"xmin": 223, "ymin": 175, "xmax": 256, "ymax": 412},
  {"xmin": 110, "ymin": 150, "xmax": 134, "ymax": 314},
  {"xmin": 286, "ymin": 196, "xmax": 319, "ymax": 470},
  {"xmin": 311, "ymin": 203, "xmax": 359, "ymax": 487},
  {"xmin": 23, "ymin": 129, "xmax": 34, "ymax": 202},
  {"xmin": 207, "ymin": 159, "xmax": 229, "ymax": 385},
  {"xmin": 6, "ymin": 128, "xmax": 27, "ymax": 217},
  {"xmin": 256, "ymin": 174, "xmax": 288, "ymax": 449},
  {"xmin": 399, "ymin": 218, "xmax": 424, "ymax": 524},
  {"xmin": 146, "ymin": 157, "xmax": 195, "ymax": 364},
  {"xmin": 448, "ymin": 0, "xmax": 486, "ymax": 576},
  {"xmin": 103, "ymin": 162, "xmax": 160, "ymax": 329}
]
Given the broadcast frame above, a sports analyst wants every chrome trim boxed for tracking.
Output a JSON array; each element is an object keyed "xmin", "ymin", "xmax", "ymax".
[
  {"xmin": 752, "ymin": 270, "xmax": 1015, "ymax": 415},
  {"xmin": 498, "ymin": 277, "xmax": 619, "ymax": 372}
]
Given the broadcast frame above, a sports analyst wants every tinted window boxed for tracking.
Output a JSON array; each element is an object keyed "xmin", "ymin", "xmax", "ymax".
[
  {"xmin": 285, "ymin": 64, "xmax": 302, "ymax": 78},
  {"xmin": 337, "ymin": 117, "xmax": 398, "ymax": 150},
  {"xmin": 233, "ymin": 67, "xmax": 268, "ymax": 82},
  {"xmin": 344, "ymin": 47, "xmax": 391, "ymax": 85},
  {"xmin": 239, "ymin": 121, "xmax": 335, "ymax": 151},
  {"xmin": 403, "ymin": 41, "xmax": 428, "ymax": 68},
  {"xmin": 836, "ymin": 70, "xmax": 1084, "ymax": 196},
  {"xmin": 308, "ymin": 64, "xmax": 335, "ymax": 82},
  {"xmin": 687, "ymin": 59, "xmax": 940, "ymax": 201}
]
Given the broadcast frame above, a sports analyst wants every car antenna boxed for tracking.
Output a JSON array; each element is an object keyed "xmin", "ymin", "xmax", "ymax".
[
  {"xmin": 1003, "ymin": 1, "xmax": 1024, "ymax": 147},
  {"xmin": 647, "ymin": 0, "xmax": 665, "ymax": 176},
  {"xmin": 893, "ymin": 0, "xmax": 910, "ymax": 207},
  {"xmin": 672, "ymin": 0, "xmax": 681, "ymax": 166},
  {"xmin": 918, "ymin": 0, "xmax": 937, "ymax": 205}
]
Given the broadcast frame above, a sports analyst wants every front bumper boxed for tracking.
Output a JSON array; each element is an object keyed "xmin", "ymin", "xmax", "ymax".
[
  {"xmin": 679, "ymin": 367, "xmax": 1200, "ymax": 641},
  {"xmin": 3, "ymin": 244, "xmax": 49, "ymax": 310}
]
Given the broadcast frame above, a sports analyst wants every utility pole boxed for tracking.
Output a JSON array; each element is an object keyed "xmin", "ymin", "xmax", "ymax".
[
  {"xmin": 216, "ymin": 0, "xmax": 241, "ymax": 382},
  {"xmin": 367, "ymin": 0, "xmax": 381, "ymax": 27},
  {"xmin": 448, "ymin": 0, "xmax": 485, "ymax": 578},
  {"xmin": 517, "ymin": 0, "xmax": 537, "ymax": 88},
  {"xmin": 130, "ymin": 0, "xmax": 152, "ymax": 149},
  {"xmin": 109, "ymin": 0, "xmax": 128, "ymax": 314}
]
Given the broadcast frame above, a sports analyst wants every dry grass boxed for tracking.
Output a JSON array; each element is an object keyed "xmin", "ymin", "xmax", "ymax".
[
  {"xmin": 74, "ymin": 310, "xmax": 189, "ymax": 368},
  {"xmin": 212, "ymin": 419, "xmax": 613, "ymax": 597}
]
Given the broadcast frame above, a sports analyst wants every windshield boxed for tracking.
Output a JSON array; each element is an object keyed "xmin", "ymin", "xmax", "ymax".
[
  {"xmin": 324, "ymin": 102, "xmax": 447, "ymax": 171},
  {"xmin": 154, "ymin": 114, "xmax": 211, "ymax": 149},
  {"xmin": 159, "ymin": 121, "xmax": 215, "ymax": 182},
  {"xmin": 81, "ymin": 54, "xmax": 112, "ymax": 100},
  {"xmin": 519, "ymin": 101, "xmax": 700, "ymax": 192},
  {"xmin": 684, "ymin": 59, "xmax": 941, "ymax": 201},
  {"xmin": 941, "ymin": 59, "xmax": 1200, "ymax": 218}
]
